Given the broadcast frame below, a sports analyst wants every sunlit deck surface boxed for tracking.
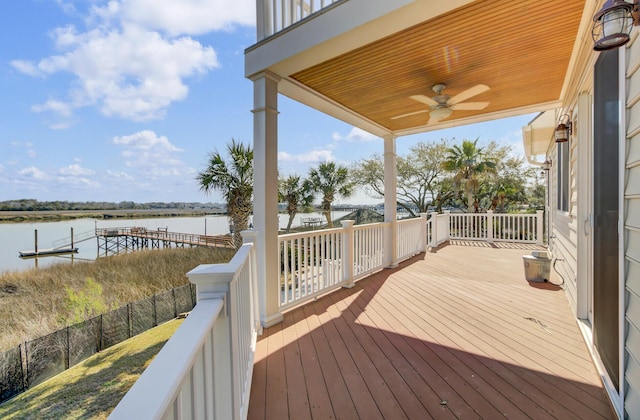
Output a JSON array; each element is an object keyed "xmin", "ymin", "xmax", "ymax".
[{"xmin": 248, "ymin": 242, "xmax": 614, "ymax": 419}]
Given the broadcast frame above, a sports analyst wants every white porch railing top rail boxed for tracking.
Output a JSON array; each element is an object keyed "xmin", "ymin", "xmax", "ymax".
[
  {"xmin": 257, "ymin": 0, "xmax": 343, "ymax": 40},
  {"xmin": 110, "ymin": 241, "xmax": 259, "ymax": 420},
  {"xmin": 109, "ymin": 299, "xmax": 225, "ymax": 419}
]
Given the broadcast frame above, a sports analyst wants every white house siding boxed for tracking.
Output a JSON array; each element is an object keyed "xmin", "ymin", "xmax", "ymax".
[
  {"xmin": 625, "ymin": 30, "xmax": 640, "ymax": 420},
  {"xmin": 551, "ymin": 138, "xmax": 579, "ymax": 312}
]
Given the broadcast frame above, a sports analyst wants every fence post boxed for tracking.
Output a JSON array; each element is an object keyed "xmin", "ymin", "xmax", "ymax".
[
  {"xmin": 430, "ymin": 211, "xmax": 438, "ymax": 250},
  {"xmin": 444, "ymin": 210, "xmax": 451, "ymax": 241},
  {"xmin": 536, "ymin": 210, "xmax": 544, "ymax": 245},
  {"xmin": 65, "ymin": 326, "xmax": 70, "ymax": 370},
  {"xmin": 341, "ymin": 220, "xmax": 355, "ymax": 288},
  {"xmin": 419, "ymin": 213, "xmax": 429, "ymax": 252},
  {"xmin": 127, "ymin": 304, "xmax": 133, "ymax": 338},
  {"xmin": 20, "ymin": 343, "xmax": 27, "ymax": 392},
  {"xmin": 172, "ymin": 288, "xmax": 177, "ymax": 318},
  {"xmin": 242, "ymin": 230, "xmax": 263, "ymax": 336},
  {"xmin": 152, "ymin": 294, "xmax": 157, "ymax": 327},
  {"xmin": 486, "ymin": 210, "xmax": 494, "ymax": 243}
]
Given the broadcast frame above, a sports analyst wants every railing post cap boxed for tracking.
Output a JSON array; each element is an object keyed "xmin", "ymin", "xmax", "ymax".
[
  {"xmin": 187, "ymin": 263, "xmax": 234, "ymax": 287},
  {"xmin": 487, "ymin": 210, "xmax": 494, "ymax": 214},
  {"xmin": 341, "ymin": 220, "xmax": 355, "ymax": 228},
  {"xmin": 241, "ymin": 230, "xmax": 258, "ymax": 243}
]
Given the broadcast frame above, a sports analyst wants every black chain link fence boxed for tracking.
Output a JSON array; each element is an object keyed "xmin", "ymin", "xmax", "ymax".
[{"xmin": 0, "ymin": 283, "xmax": 196, "ymax": 404}]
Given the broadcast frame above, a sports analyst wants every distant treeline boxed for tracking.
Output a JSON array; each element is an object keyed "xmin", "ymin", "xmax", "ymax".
[{"xmin": 0, "ymin": 199, "xmax": 225, "ymax": 212}]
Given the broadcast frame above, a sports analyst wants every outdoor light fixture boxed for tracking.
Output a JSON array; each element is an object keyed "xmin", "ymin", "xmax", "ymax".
[
  {"xmin": 555, "ymin": 114, "xmax": 572, "ymax": 143},
  {"xmin": 592, "ymin": 0, "xmax": 640, "ymax": 51},
  {"xmin": 543, "ymin": 160, "xmax": 552, "ymax": 171}
]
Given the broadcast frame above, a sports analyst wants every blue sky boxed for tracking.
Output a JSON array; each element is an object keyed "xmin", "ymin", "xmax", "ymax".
[{"xmin": 0, "ymin": 0, "xmax": 536, "ymax": 205}]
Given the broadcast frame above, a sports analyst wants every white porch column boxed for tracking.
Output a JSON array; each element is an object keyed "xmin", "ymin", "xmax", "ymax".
[
  {"xmin": 383, "ymin": 135, "xmax": 398, "ymax": 268},
  {"xmin": 251, "ymin": 71, "xmax": 283, "ymax": 328}
]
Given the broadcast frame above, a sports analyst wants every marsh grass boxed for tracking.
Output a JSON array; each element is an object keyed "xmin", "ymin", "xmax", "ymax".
[
  {"xmin": 0, "ymin": 247, "xmax": 234, "ymax": 351},
  {"xmin": 0, "ymin": 319, "xmax": 182, "ymax": 419}
]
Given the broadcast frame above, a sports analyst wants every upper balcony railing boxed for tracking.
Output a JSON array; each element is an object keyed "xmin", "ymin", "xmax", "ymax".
[{"xmin": 257, "ymin": 0, "xmax": 343, "ymax": 40}]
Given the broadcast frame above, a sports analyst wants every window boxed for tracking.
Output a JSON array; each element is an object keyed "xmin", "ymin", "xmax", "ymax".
[{"xmin": 556, "ymin": 140, "xmax": 569, "ymax": 212}]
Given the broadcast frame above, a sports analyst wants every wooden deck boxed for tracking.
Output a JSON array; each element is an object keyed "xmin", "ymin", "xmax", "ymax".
[{"xmin": 248, "ymin": 242, "xmax": 614, "ymax": 419}]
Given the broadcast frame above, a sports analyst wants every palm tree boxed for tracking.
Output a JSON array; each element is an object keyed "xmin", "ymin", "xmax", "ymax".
[
  {"xmin": 308, "ymin": 161, "xmax": 354, "ymax": 228},
  {"xmin": 197, "ymin": 140, "xmax": 253, "ymax": 248},
  {"xmin": 279, "ymin": 174, "xmax": 314, "ymax": 233},
  {"xmin": 442, "ymin": 138, "xmax": 496, "ymax": 212}
]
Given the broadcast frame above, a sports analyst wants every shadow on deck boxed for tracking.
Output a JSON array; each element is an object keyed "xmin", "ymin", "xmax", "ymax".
[{"xmin": 249, "ymin": 244, "xmax": 613, "ymax": 419}]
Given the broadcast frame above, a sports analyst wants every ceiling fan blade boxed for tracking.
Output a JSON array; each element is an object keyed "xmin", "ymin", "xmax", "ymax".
[
  {"xmin": 448, "ymin": 84, "xmax": 490, "ymax": 105},
  {"xmin": 390, "ymin": 109, "xmax": 429, "ymax": 120},
  {"xmin": 410, "ymin": 94, "xmax": 438, "ymax": 106},
  {"xmin": 450, "ymin": 101, "xmax": 490, "ymax": 111}
]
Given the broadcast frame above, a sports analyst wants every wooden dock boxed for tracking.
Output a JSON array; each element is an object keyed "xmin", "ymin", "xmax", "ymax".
[
  {"xmin": 19, "ymin": 247, "xmax": 79, "ymax": 258},
  {"xmin": 95, "ymin": 227, "xmax": 234, "ymax": 257}
]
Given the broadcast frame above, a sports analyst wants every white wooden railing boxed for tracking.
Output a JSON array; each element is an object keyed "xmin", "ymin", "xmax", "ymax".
[
  {"xmin": 257, "ymin": 0, "xmax": 342, "ymax": 39},
  {"xmin": 110, "ymin": 236, "xmax": 260, "ymax": 420},
  {"xmin": 111, "ymin": 210, "xmax": 543, "ymax": 418},
  {"xmin": 396, "ymin": 214, "xmax": 429, "ymax": 262},
  {"xmin": 429, "ymin": 210, "xmax": 543, "ymax": 246},
  {"xmin": 278, "ymin": 217, "xmax": 431, "ymax": 310},
  {"xmin": 278, "ymin": 226, "xmax": 343, "ymax": 311}
]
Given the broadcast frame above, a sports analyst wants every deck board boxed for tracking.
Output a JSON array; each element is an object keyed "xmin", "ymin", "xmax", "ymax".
[{"xmin": 249, "ymin": 243, "xmax": 614, "ymax": 419}]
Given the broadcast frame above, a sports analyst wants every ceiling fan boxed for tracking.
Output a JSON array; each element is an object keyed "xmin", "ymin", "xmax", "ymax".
[{"xmin": 391, "ymin": 83, "xmax": 490, "ymax": 125}]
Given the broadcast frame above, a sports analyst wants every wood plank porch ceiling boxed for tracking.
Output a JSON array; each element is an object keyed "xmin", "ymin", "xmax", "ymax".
[
  {"xmin": 291, "ymin": 0, "xmax": 585, "ymax": 133},
  {"xmin": 249, "ymin": 243, "xmax": 613, "ymax": 419}
]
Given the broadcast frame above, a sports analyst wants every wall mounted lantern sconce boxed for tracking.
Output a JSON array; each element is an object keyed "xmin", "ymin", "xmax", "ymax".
[
  {"xmin": 592, "ymin": 0, "xmax": 640, "ymax": 51},
  {"xmin": 543, "ymin": 160, "xmax": 552, "ymax": 171},
  {"xmin": 555, "ymin": 115, "xmax": 572, "ymax": 143}
]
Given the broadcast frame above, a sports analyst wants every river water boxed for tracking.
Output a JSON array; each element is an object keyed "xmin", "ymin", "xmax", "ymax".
[{"xmin": 0, "ymin": 212, "xmax": 348, "ymax": 274}]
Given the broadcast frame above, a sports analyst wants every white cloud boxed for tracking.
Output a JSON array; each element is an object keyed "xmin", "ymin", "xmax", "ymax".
[
  {"xmin": 10, "ymin": 60, "xmax": 42, "ymax": 77},
  {"xmin": 106, "ymin": 169, "xmax": 135, "ymax": 181},
  {"xmin": 112, "ymin": 0, "xmax": 255, "ymax": 36},
  {"xmin": 9, "ymin": 142, "xmax": 37, "ymax": 159},
  {"xmin": 279, "ymin": 149, "xmax": 335, "ymax": 163},
  {"xmin": 32, "ymin": 100, "xmax": 74, "ymax": 118},
  {"xmin": 18, "ymin": 167, "xmax": 48, "ymax": 180},
  {"xmin": 17, "ymin": 2, "xmax": 223, "ymax": 122},
  {"xmin": 112, "ymin": 130, "xmax": 190, "ymax": 177},
  {"xmin": 332, "ymin": 127, "xmax": 380, "ymax": 143},
  {"xmin": 59, "ymin": 164, "xmax": 96, "ymax": 176}
]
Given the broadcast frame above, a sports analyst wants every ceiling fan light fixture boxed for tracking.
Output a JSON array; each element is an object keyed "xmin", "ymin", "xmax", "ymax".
[{"xmin": 430, "ymin": 107, "xmax": 452, "ymax": 121}]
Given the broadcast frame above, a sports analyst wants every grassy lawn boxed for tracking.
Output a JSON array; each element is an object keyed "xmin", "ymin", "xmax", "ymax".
[{"xmin": 0, "ymin": 319, "xmax": 183, "ymax": 419}]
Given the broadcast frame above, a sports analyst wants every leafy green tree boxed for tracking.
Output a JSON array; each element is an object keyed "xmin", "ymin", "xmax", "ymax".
[
  {"xmin": 472, "ymin": 143, "xmax": 535, "ymax": 212},
  {"xmin": 197, "ymin": 140, "xmax": 253, "ymax": 248},
  {"xmin": 442, "ymin": 138, "xmax": 496, "ymax": 212},
  {"xmin": 351, "ymin": 139, "xmax": 454, "ymax": 216},
  {"xmin": 308, "ymin": 161, "xmax": 354, "ymax": 228},
  {"xmin": 279, "ymin": 174, "xmax": 314, "ymax": 233}
]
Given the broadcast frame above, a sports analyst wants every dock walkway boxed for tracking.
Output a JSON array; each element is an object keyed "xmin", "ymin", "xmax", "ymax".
[{"xmin": 95, "ymin": 227, "xmax": 234, "ymax": 256}]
